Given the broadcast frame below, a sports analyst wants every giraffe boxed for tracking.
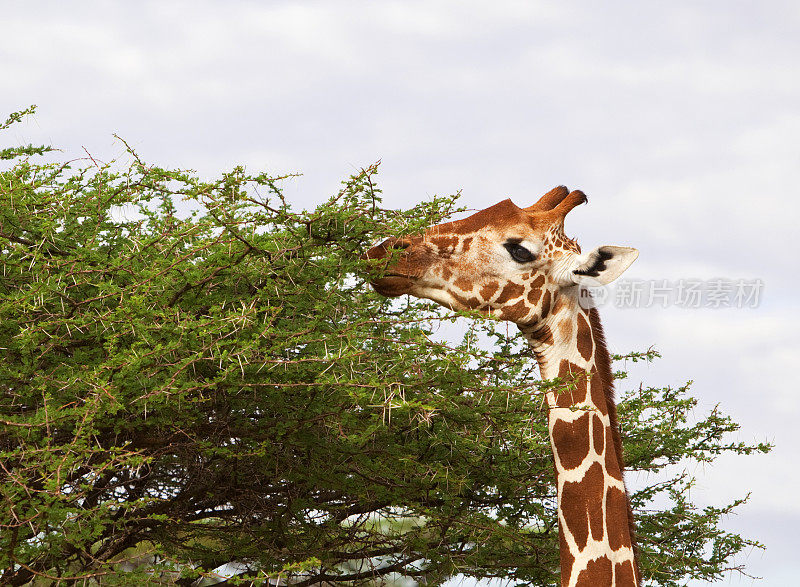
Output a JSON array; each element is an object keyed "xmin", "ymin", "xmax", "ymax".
[{"xmin": 364, "ymin": 186, "xmax": 640, "ymax": 587}]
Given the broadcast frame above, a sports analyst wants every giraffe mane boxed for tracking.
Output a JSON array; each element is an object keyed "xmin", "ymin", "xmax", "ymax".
[{"xmin": 588, "ymin": 306, "xmax": 641, "ymax": 577}]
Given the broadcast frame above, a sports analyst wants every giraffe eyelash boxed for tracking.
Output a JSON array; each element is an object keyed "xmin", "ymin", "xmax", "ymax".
[{"xmin": 503, "ymin": 242, "xmax": 536, "ymax": 264}]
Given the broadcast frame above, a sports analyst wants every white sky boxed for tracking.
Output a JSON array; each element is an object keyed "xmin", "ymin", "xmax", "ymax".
[{"xmin": 3, "ymin": 1, "xmax": 799, "ymax": 584}]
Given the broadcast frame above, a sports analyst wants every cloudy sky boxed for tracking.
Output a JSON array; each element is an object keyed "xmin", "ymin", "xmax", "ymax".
[{"xmin": 3, "ymin": 1, "xmax": 799, "ymax": 584}]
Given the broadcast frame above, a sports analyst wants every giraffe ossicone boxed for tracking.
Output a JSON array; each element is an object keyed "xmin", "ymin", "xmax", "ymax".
[{"xmin": 365, "ymin": 186, "xmax": 640, "ymax": 587}]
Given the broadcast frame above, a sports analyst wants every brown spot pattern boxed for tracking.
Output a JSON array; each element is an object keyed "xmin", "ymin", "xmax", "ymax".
[
  {"xmin": 453, "ymin": 276, "xmax": 474, "ymax": 291},
  {"xmin": 592, "ymin": 414, "xmax": 605, "ymax": 455},
  {"xmin": 576, "ymin": 313, "xmax": 593, "ymax": 361},
  {"xmin": 531, "ymin": 274, "xmax": 545, "ymax": 289},
  {"xmin": 558, "ymin": 317, "xmax": 573, "ymax": 341},
  {"xmin": 564, "ymin": 236, "xmax": 581, "ymax": 254},
  {"xmin": 605, "ymin": 428, "xmax": 624, "ymax": 480},
  {"xmin": 430, "ymin": 235, "xmax": 459, "ymax": 252},
  {"xmin": 561, "ymin": 462, "xmax": 605, "ymax": 551},
  {"xmin": 606, "ymin": 486, "xmax": 631, "ymax": 551},
  {"xmin": 551, "ymin": 289, "xmax": 568, "ymax": 314},
  {"xmin": 461, "ymin": 236, "xmax": 473, "ymax": 251},
  {"xmin": 541, "ymin": 289, "xmax": 551, "ymax": 316},
  {"xmin": 556, "ymin": 360, "xmax": 588, "ymax": 407},
  {"xmin": 527, "ymin": 287, "xmax": 542, "ymax": 305},
  {"xmin": 479, "ymin": 281, "xmax": 499, "ymax": 301},
  {"xmin": 589, "ymin": 370, "xmax": 608, "ymax": 414},
  {"xmin": 559, "ymin": 521, "xmax": 575, "ymax": 587},
  {"xmin": 453, "ymin": 292, "xmax": 481, "ymax": 309},
  {"xmin": 495, "ymin": 281, "xmax": 525, "ymax": 303},
  {"xmin": 551, "ymin": 413, "xmax": 591, "ymax": 470},
  {"xmin": 575, "ymin": 556, "xmax": 613, "ymax": 586},
  {"xmin": 557, "ymin": 359, "xmax": 577, "ymax": 378},
  {"xmin": 501, "ymin": 299, "xmax": 530, "ymax": 323},
  {"xmin": 556, "ymin": 379, "xmax": 587, "ymax": 409},
  {"xmin": 615, "ymin": 560, "xmax": 636, "ymax": 585}
]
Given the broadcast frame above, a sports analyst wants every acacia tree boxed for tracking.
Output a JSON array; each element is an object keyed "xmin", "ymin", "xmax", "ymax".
[{"xmin": 0, "ymin": 108, "xmax": 770, "ymax": 586}]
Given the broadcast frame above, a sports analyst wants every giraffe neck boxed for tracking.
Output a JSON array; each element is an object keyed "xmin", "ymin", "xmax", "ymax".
[{"xmin": 522, "ymin": 291, "xmax": 639, "ymax": 587}]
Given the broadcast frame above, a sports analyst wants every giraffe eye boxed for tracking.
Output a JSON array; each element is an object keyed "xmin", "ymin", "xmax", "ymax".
[{"xmin": 503, "ymin": 242, "xmax": 536, "ymax": 263}]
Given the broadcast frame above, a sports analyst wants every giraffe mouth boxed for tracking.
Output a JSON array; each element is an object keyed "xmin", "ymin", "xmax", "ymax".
[{"xmin": 370, "ymin": 274, "xmax": 416, "ymax": 297}]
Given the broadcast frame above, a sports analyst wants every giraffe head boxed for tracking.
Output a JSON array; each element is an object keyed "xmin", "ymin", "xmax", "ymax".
[{"xmin": 365, "ymin": 186, "xmax": 638, "ymax": 326}]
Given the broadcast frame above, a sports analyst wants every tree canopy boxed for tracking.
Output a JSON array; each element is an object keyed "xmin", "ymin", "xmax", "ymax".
[{"xmin": 0, "ymin": 108, "xmax": 770, "ymax": 586}]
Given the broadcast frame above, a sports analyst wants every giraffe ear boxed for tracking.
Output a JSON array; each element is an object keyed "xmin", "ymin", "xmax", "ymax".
[{"xmin": 572, "ymin": 246, "xmax": 639, "ymax": 285}]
